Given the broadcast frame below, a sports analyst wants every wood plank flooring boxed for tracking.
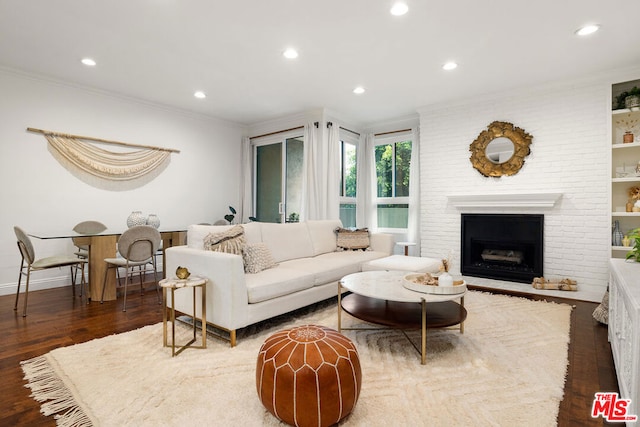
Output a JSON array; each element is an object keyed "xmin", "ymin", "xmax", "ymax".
[{"xmin": 0, "ymin": 284, "xmax": 619, "ymax": 426}]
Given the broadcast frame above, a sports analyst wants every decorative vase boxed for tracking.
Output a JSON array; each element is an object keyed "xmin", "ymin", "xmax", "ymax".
[
  {"xmin": 612, "ymin": 220, "xmax": 623, "ymax": 246},
  {"xmin": 438, "ymin": 272, "xmax": 454, "ymax": 287},
  {"xmin": 127, "ymin": 211, "xmax": 146, "ymax": 228},
  {"xmin": 146, "ymin": 214, "xmax": 160, "ymax": 229},
  {"xmin": 625, "ymin": 95, "xmax": 640, "ymax": 111},
  {"xmin": 623, "ymin": 235, "xmax": 631, "ymax": 247},
  {"xmin": 627, "ymin": 200, "xmax": 634, "ymax": 212},
  {"xmin": 624, "ymin": 132, "xmax": 634, "ymax": 143}
]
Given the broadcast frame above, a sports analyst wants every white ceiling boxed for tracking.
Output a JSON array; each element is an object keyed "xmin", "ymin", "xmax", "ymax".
[{"xmin": 1, "ymin": 0, "xmax": 639, "ymax": 126}]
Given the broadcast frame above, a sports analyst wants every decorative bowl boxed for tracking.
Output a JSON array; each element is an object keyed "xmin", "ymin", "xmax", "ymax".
[
  {"xmin": 175, "ymin": 266, "xmax": 191, "ymax": 280},
  {"xmin": 402, "ymin": 273, "xmax": 466, "ymax": 295}
]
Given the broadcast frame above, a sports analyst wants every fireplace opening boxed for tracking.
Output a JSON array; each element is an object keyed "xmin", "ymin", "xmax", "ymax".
[{"xmin": 461, "ymin": 214, "xmax": 543, "ymax": 283}]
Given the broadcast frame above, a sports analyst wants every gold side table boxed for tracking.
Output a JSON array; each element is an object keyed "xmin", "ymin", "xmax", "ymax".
[{"xmin": 160, "ymin": 276, "xmax": 207, "ymax": 357}]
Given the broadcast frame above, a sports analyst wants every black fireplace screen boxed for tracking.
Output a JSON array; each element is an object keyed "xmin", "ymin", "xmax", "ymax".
[{"xmin": 461, "ymin": 214, "xmax": 543, "ymax": 283}]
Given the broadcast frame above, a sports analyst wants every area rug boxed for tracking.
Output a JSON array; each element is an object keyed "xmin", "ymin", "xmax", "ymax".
[{"xmin": 21, "ymin": 291, "xmax": 572, "ymax": 426}]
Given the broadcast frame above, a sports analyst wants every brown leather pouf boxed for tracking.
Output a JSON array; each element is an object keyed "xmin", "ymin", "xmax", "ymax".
[{"xmin": 256, "ymin": 325, "xmax": 362, "ymax": 427}]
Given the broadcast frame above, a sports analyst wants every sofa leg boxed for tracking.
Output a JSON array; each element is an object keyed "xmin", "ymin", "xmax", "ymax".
[{"xmin": 230, "ymin": 330, "xmax": 236, "ymax": 347}]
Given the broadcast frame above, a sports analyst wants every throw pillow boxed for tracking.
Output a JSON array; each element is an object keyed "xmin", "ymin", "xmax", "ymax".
[
  {"xmin": 335, "ymin": 227, "xmax": 370, "ymax": 251},
  {"xmin": 204, "ymin": 224, "xmax": 246, "ymax": 255},
  {"xmin": 243, "ymin": 243, "xmax": 278, "ymax": 274},
  {"xmin": 592, "ymin": 288, "xmax": 609, "ymax": 325}
]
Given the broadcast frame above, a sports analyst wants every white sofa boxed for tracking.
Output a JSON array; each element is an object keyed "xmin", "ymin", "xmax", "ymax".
[{"xmin": 165, "ymin": 219, "xmax": 394, "ymax": 346}]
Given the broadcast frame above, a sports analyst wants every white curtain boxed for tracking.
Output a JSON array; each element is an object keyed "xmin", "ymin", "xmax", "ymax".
[
  {"xmin": 407, "ymin": 127, "xmax": 421, "ymax": 255},
  {"xmin": 325, "ymin": 123, "xmax": 341, "ymax": 220},
  {"xmin": 302, "ymin": 122, "xmax": 320, "ymax": 220},
  {"xmin": 239, "ymin": 136, "xmax": 253, "ymax": 223},
  {"xmin": 358, "ymin": 133, "xmax": 377, "ymax": 230}
]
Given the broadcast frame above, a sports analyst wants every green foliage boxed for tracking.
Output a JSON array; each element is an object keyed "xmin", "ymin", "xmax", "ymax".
[
  {"xmin": 375, "ymin": 141, "xmax": 412, "ymax": 197},
  {"xmin": 625, "ymin": 227, "xmax": 640, "ymax": 262}
]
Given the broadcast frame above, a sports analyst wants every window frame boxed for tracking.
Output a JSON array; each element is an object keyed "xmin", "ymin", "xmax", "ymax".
[
  {"xmin": 373, "ymin": 134, "xmax": 412, "ymax": 233},
  {"xmin": 339, "ymin": 131, "xmax": 359, "ymax": 228}
]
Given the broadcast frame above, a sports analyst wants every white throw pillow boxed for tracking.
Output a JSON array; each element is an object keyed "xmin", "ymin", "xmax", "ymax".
[
  {"xmin": 203, "ymin": 224, "xmax": 246, "ymax": 255},
  {"xmin": 243, "ymin": 243, "xmax": 278, "ymax": 274}
]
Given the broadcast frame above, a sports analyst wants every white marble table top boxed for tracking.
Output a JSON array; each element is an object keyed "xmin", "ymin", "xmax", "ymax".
[
  {"xmin": 159, "ymin": 276, "xmax": 206, "ymax": 289},
  {"xmin": 340, "ymin": 270, "xmax": 465, "ymax": 303}
]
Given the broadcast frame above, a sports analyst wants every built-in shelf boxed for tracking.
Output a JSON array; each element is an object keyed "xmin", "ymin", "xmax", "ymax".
[
  {"xmin": 448, "ymin": 192, "xmax": 562, "ymax": 209},
  {"xmin": 613, "ymin": 246, "xmax": 632, "ymax": 251},
  {"xmin": 612, "ymin": 212, "xmax": 640, "ymax": 217},
  {"xmin": 612, "ymin": 141, "xmax": 640, "ymax": 149}
]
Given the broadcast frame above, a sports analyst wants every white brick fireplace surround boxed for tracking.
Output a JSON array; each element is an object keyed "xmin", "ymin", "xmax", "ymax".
[{"xmin": 417, "ymin": 79, "xmax": 610, "ymax": 303}]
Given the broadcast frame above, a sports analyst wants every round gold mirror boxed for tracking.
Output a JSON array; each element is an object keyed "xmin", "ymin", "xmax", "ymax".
[{"xmin": 469, "ymin": 121, "xmax": 533, "ymax": 177}]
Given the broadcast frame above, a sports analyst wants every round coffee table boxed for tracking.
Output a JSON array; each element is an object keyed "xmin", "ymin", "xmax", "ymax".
[{"xmin": 338, "ymin": 270, "xmax": 467, "ymax": 365}]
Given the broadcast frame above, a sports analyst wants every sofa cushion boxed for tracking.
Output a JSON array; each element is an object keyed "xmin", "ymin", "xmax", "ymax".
[
  {"xmin": 245, "ymin": 266, "xmax": 315, "ymax": 304},
  {"xmin": 307, "ymin": 219, "xmax": 342, "ymax": 256},
  {"xmin": 335, "ymin": 227, "xmax": 370, "ymax": 251},
  {"xmin": 204, "ymin": 224, "xmax": 245, "ymax": 255},
  {"xmin": 187, "ymin": 224, "xmax": 233, "ymax": 249},
  {"xmin": 362, "ymin": 255, "xmax": 442, "ymax": 273},
  {"xmin": 281, "ymin": 250, "xmax": 389, "ymax": 286},
  {"xmin": 243, "ymin": 242, "xmax": 278, "ymax": 274},
  {"xmin": 241, "ymin": 221, "xmax": 262, "ymax": 245},
  {"xmin": 260, "ymin": 222, "xmax": 314, "ymax": 263}
]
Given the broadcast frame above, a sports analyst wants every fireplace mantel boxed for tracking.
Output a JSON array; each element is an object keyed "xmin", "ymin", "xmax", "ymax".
[{"xmin": 448, "ymin": 192, "xmax": 562, "ymax": 208}]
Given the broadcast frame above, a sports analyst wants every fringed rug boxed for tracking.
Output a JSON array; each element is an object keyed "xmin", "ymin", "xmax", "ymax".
[{"xmin": 21, "ymin": 291, "xmax": 572, "ymax": 426}]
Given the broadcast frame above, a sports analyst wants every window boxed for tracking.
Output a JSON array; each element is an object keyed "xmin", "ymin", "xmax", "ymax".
[
  {"xmin": 374, "ymin": 139, "xmax": 412, "ymax": 229},
  {"xmin": 254, "ymin": 133, "xmax": 304, "ymax": 223},
  {"xmin": 339, "ymin": 134, "xmax": 358, "ymax": 228}
]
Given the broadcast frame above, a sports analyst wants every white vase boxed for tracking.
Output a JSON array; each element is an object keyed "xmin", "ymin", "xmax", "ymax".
[
  {"xmin": 127, "ymin": 211, "xmax": 146, "ymax": 228},
  {"xmin": 146, "ymin": 214, "xmax": 160, "ymax": 229},
  {"xmin": 438, "ymin": 272, "xmax": 454, "ymax": 287}
]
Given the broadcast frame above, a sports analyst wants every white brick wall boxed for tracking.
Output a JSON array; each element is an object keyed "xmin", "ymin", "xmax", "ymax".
[{"xmin": 417, "ymin": 81, "xmax": 610, "ymax": 299}]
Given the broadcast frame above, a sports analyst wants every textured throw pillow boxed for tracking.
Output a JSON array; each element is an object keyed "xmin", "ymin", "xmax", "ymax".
[
  {"xmin": 243, "ymin": 243, "xmax": 278, "ymax": 274},
  {"xmin": 592, "ymin": 288, "xmax": 609, "ymax": 325},
  {"xmin": 335, "ymin": 227, "xmax": 370, "ymax": 251},
  {"xmin": 204, "ymin": 224, "xmax": 246, "ymax": 255}
]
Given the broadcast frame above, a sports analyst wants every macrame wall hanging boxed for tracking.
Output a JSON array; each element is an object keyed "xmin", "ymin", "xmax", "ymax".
[{"xmin": 28, "ymin": 127, "xmax": 180, "ymax": 191}]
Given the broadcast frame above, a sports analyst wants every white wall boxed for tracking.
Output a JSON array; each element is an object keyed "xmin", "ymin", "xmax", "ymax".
[
  {"xmin": 418, "ymin": 77, "xmax": 612, "ymax": 300},
  {"xmin": 0, "ymin": 69, "xmax": 245, "ymax": 295}
]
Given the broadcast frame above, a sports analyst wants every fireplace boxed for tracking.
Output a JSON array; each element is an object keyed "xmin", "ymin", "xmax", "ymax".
[{"xmin": 461, "ymin": 214, "xmax": 543, "ymax": 283}]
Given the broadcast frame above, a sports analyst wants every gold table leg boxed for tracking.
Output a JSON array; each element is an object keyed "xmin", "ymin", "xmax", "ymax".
[{"xmin": 421, "ymin": 298, "xmax": 426, "ymax": 365}]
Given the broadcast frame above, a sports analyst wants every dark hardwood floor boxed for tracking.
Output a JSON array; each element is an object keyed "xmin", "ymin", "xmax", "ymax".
[{"xmin": 0, "ymin": 284, "xmax": 619, "ymax": 426}]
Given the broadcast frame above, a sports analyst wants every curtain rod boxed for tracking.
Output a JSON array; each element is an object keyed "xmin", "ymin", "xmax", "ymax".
[
  {"xmin": 27, "ymin": 127, "xmax": 181, "ymax": 153},
  {"xmin": 249, "ymin": 122, "xmax": 318, "ymax": 140},
  {"xmin": 374, "ymin": 128, "xmax": 412, "ymax": 137},
  {"xmin": 326, "ymin": 122, "xmax": 360, "ymax": 137}
]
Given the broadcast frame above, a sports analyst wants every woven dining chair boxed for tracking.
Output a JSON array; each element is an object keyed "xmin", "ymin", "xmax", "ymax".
[
  {"xmin": 14, "ymin": 226, "xmax": 88, "ymax": 317},
  {"xmin": 100, "ymin": 225, "xmax": 161, "ymax": 311},
  {"xmin": 71, "ymin": 220, "xmax": 107, "ymax": 293}
]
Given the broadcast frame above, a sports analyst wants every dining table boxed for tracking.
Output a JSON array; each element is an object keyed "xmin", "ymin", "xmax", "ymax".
[{"xmin": 28, "ymin": 226, "xmax": 187, "ymax": 301}]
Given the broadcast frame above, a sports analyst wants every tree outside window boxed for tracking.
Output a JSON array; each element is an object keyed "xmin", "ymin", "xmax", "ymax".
[
  {"xmin": 340, "ymin": 140, "xmax": 357, "ymax": 227},
  {"xmin": 375, "ymin": 140, "xmax": 411, "ymax": 229}
]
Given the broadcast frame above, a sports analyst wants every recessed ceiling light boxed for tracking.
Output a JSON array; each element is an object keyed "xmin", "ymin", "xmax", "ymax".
[
  {"xmin": 353, "ymin": 86, "xmax": 365, "ymax": 95},
  {"xmin": 81, "ymin": 58, "xmax": 96, "ymax": 67},
  {"xmin": 283, "ymin": 48, "xmax": 299, "ymax": 59},
  {"xmin": 575, "ymin": 24, "xmax": 600, "ymax": 36},
  {"xmin": 390, "ymin": 1, "xmax": 409, "ymax": 16},
  {"xmin": 442, "ymin": 62, "xmax": 458, "ymax": 71},
  {"xmin": 194, "ymin": 91, "xmax": 206, "ymax": 99}
]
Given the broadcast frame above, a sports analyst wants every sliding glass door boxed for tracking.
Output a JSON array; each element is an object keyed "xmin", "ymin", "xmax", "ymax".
[{"xmin": 255, "ymin": 136, "xmax": 304, "ymax": 223}]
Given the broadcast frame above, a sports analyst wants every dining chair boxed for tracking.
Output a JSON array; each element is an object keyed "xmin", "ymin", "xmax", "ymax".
[
  {"xmin": 71, "ymin": 220, "xmax": 107, "ymax": 292},
  {"xmin": 14, "ymin": 226, "xmax": 89, "ymax": 317},
  {"xmin": 100, "ymin": 225, "xmax": 161, "ymax": 311}
]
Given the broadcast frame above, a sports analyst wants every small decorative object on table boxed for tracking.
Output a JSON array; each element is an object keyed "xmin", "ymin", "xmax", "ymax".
[
  {"xmin": 126, "ymin": 210, "xmax": 146, "ymax": 228},
  {"xmin": 146, "ymin": 213, "xmax": 160, "ymax": 229},
  {"xmin": 175, "ymin": 266, "xmax": 190, "ymax": 279},
  {"xmin": 403, "ymin": 272, "xmax": 466, "ymax": 295}
]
